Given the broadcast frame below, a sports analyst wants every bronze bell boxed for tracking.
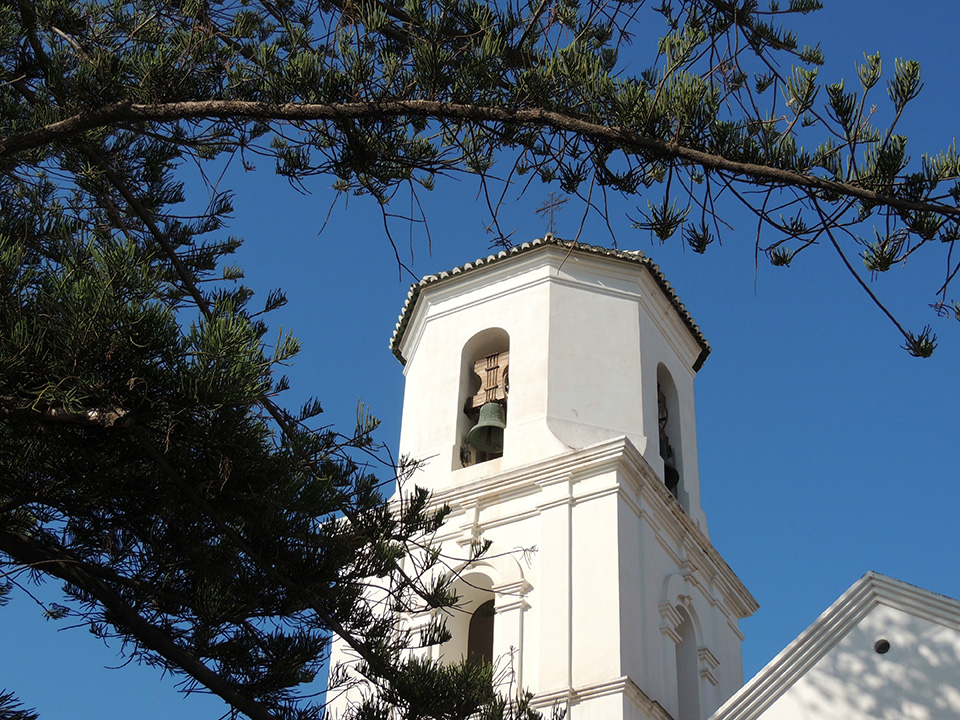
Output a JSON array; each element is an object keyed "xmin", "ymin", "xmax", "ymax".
[
  {"xmin": 664, "ymin": 459, "xmax": 680, "ymax": 498},
  {"xmin": 467, "ymin": 402, "xmax": 506, "ymax": 454}
]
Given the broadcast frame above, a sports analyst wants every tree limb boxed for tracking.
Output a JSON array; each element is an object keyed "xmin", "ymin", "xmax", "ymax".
[
  {"xmin": 126, "ymin": 424, "xmax": 403, "ymax": 686},
  {"xmin": 0, "ymin": 395, "xmax": 132, "ymax": 428},
  {"xmin": 0, "ymin": 528, "xmax": 281, "ymax": 720},
  {"xmin": 3, "ymin": 99, "xmax": 958, "ymax": 221}
]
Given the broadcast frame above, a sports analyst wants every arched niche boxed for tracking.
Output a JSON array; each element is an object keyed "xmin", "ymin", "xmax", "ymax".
[
  {"xmin": 675, "ymin": 606, "xmax": 702, "ymax": 720},
  {"xmin": 435, "ymin": 553, "xmax": 529, "ymax": 676},
  {"xmin": 438, "ymin": 571, "xmax": 495, "ymax": 665},
  {"xmin": 656, "ymin": 363, "xmax": 684, "ymax": 508},
  {"xmin": 455, "ymin": 328, "xmax": 510, "ymax": 469}
]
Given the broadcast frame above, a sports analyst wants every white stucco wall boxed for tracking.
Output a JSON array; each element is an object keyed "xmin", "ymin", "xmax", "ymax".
[
  {"xmin": 397, "ymin": 438, "xmax": 754, "ymax": 720},
  {"xmin": 752, "ymin": 603, "xmax": 960, "ymax": 720},
  {"xmin": 394, "ymin": 246, "xmax": 708, "ymax": 531}
]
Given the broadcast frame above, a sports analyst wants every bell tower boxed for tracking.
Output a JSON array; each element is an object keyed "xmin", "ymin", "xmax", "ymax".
[{"xmin": 333, "ymin": 236, "xmax": 757, "ymax": 720}]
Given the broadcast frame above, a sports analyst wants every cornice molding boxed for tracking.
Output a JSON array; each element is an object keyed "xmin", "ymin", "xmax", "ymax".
[
  {"xmin": 412, "ymin": 436, "xmax": 757, "ymax": 619},
  {"xmin": 699, "ymin": 646, "xmax": 721, "ymax": 686},
  {"xmin": 532, "ymin": 676, "xmax": 674, "ymax": 720}
]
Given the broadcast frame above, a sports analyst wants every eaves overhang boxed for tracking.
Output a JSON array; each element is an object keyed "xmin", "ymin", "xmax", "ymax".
[{"xmin": 389, "ymin": 235, "xmax": 711, "ymax": 370}]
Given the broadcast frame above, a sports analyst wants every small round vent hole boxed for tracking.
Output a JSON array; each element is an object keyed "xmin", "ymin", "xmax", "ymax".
[{"xmin": 874, "ymin": 639, "xmax": 891, "ymax": 654}]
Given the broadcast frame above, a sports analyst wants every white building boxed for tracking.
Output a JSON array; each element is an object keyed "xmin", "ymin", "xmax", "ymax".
[
  {"xmin": 330, "ymin": 235, "xmax": 757, "ymax": 720},
  {"xmin": 713, "ymin": 572, "xmax": 960, "ymax": 720},
  {"xmin": 328, "ymin": 235, "xmax": 960, "ymax": 720}
]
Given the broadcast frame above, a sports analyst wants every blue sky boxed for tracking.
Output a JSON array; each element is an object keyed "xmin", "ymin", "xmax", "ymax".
[{"xmin": 3, "ymin": 2, "xmax": 960, "ymax": 717}]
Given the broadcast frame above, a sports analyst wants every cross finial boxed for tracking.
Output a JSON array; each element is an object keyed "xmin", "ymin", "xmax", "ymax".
[{"xmin": 536, "ymin": 192, "xmax": 568, "ymax": 234}]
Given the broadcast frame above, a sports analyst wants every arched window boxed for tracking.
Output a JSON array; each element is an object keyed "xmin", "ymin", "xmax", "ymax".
[
  {"xmin": 456, "ymin": 329, "xmax": 509, "ymax": 468},
  {"xmin": 675, "ymin": 607, "xmax": 701, "ymax": 720},
  {"xmin": 467, "ymin": 599, "xmax": 495, "ymax": 665}
]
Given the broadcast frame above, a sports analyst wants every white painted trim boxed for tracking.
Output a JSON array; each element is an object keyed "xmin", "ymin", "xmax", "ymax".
[
  {"xmin": 533, "ymin": 675, "xmax": 675, "ymax": 720},
  {"xmin": 390, "ymin": 436, "xmax": 757, "ymax": 620}
]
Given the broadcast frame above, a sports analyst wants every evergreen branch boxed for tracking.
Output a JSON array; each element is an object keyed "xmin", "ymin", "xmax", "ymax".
[
  {"xmin": 0, "ymin": 528, "xmax": 281, "ymax": 720},
  {"xmin": 811, "ymin": 199, "xmax": 915, "ymax": 345},
  {"xmin": 3, "ymin": 537, "xmax": 284, "ymax": 673},
  {"xmin": 0, "ymin": 690, "xmax": 39, "ymax": 720},
  {"xmin": 126, "ymin": 425, "xmax": 404, "ymax": 687},
  {"xmin": 50, "ymin": 98, "xmax": 445, "ymax": 681},
  {"xmin": 317, "ymin": 0, "xmax": 534, "ymax": 69},
  {"xmin": 81, "ymin": 148, "xmax": 214, "ymax": 316},
  {"xmin": 3, "ymin": 99, "xmax": 958, "ymax": 222}
]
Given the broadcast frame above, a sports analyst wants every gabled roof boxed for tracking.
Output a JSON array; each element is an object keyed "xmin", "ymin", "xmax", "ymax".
[
  {"xmin": 711, "ymin": 572, "xmax": 960, "ymax": 720},
  {"xmin": 389, "ymin": 235, "xmax": 711, "ymax": 369}
]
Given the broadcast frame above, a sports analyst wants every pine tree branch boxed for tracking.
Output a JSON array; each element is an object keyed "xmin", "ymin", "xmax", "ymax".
[
  {"xmin": 812, "ymin": 198, "xmax": 914, "ymax": 342},
  {"xmin": 0, "ymin": 528, "xmax": 281, "ymax": 720},
  {"xmin": 0, "ymin": 690, "xmax": 39, "ymax": 720},
  {"xmin": 16, "ymin": 77, "xmax": 428, "ymax": 684},
  {"xmin": 3, "ymin": 99, "xmax": 958, "ymax": 222},
  {"xmin": 126, "ymin": 424, "xmax": 403, "ymax": 686},
  {"xmin": 81, "ymin": 147, "xmax": 214, "ymax": 316}
]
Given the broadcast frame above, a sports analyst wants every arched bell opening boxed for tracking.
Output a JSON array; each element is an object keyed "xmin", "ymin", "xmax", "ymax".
[
  {"xmin": 455, "ymin": 328, "xmax": 509, "ymax": 469},
  {"xmin": 657, "ymin": 364, "xmax": 684, "ymax": 508}
]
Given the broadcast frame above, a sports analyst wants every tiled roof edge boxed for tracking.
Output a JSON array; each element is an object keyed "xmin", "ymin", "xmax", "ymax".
[{"xmin": 389, "ymin": 235, "xmax": 711, "ymax": 370}]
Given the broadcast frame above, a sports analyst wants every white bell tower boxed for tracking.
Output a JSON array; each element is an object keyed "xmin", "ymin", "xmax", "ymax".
[{"xmin": 332, "ymin": 236, "xmax": 757, "ymax": 720}]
